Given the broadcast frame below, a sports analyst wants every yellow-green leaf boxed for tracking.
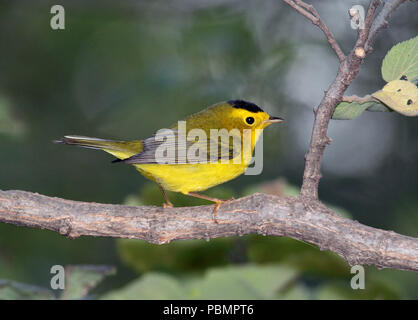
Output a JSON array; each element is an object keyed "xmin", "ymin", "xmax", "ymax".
[{"xmin": 372, "ymin": 80, "xmax": 418, "ymax": 117}]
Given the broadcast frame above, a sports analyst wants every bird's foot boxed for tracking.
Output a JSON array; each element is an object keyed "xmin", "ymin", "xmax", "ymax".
[
  {"xmin": 212, "ymin": 198, "xmax": 235, "ymax": 224},
  {"xmin": 162, "ymin": 202, "xmax": 174, "ymax": 209}
]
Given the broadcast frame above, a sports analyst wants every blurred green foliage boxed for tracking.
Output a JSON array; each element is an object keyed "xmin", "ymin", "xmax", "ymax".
[
  {"xmin": 118, "ymin": 238, "xmax": 234, "ymax": 274},
  {"xmin": 0, "ymin": 265, "xmax": 114, "ymax": 300},
  {"xmin": 60, "ymin": 265, "xmax": 116, "ymax": 299},
  {"xmin": 102, "ymin": 264, "xmax": 299, "ymax": 300},
  {"xmin": 0, "ymin": 0, "xmax": 417, "ymax": 300},
  {"xmin": 0, "ymin": 280, "xmax": 55, "ymax": 300}
]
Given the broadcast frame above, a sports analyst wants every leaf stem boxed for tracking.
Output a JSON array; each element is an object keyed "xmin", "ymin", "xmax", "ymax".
[{"xmin": 341, "ymin": 95, "xmax": 378, "ymax": 104}]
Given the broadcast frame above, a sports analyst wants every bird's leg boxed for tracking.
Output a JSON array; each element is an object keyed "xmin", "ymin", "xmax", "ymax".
[
  {"xmin": 157, "ymin": 184, "xmax": 173, "ymax": 208},
  {"xmin": 185, "ymin": 192, "xmax": 232, "ymax": 223}
]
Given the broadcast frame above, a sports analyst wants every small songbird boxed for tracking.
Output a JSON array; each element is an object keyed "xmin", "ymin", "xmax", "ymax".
[{"xmin": 55, "ymin": 100, "xmax": 283, "ymax": 221}]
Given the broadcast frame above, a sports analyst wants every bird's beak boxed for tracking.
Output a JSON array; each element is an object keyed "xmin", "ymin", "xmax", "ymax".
[{"xmin": 264, "ymin": 116, "xmax": 284, "ymax": 124}]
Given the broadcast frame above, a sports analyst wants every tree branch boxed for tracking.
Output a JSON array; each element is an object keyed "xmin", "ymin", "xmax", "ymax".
[
  {"xmin": 289, "ymin": 0, "xmax": 406, "ymax": 199},
  {"xmin": 1, "ymin": 189, "xmax": 417, "ymax": 272},
  {"xmin": 282, "ymin": 0, "xmax": 346, "ymax": 62},
  {"xmin": 365, "ymin": 0, "xmax": 409, "ymax": 53}
]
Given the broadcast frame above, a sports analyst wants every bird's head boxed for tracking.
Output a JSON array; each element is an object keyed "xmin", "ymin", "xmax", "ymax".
[
  {"xmin": 221, "ymin": 100, "xmax": 283, "ymax": 131},
  {"xmin": 181, "ymin": 99, "xmax": 283, "ymax": 137}
]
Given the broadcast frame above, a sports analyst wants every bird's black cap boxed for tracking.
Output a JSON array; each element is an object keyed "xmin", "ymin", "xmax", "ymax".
[{"xmin": 228, "ymin": 100, "xmax": 264, "ymax": 113}]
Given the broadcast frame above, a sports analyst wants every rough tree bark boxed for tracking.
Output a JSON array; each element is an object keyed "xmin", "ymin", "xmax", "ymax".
[
  {"xmin": 1, "ymin": 190, "xmax": 417, "ymax": 272},
  {"xmin": 0, "ymin": 0, "xmax": 416, "ymax": 273}
]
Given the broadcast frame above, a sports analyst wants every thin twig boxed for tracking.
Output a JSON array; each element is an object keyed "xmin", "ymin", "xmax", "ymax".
[
  {"xmin": 365, "ymin": 0, "xmax": 409, "ymax": 52},
  {"xmin": 356, "ymin": 0, "xmax": 381, "ymax": 47},
  {"xmin": 282, "ymin": 0, "xmax": 346, "ymax": 62},
  {"xmin": 341, "ymin": 95, "xmax": 377, "ymax": 104}
]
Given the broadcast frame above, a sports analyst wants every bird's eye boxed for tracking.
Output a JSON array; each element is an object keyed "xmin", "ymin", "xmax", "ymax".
[{"xmin": 245, "ymin": 117, "xmax": 255, "ymax": 125}]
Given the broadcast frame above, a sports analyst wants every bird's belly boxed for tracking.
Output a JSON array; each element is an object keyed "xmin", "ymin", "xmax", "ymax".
[{"xmin": 134, "ymin": 163, "xmax": 248, "ymax": 193}]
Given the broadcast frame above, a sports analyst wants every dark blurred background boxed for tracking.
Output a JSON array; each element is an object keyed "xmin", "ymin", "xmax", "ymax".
[{"xmin": 0, "ymin": 0, "xmax": 417, "ymax": 299}]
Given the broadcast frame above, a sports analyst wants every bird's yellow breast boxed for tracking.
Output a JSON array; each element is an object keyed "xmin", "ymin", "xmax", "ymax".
[{"xmin": 135, "ymin": 162, "xmax": 248, "ymax": 194}]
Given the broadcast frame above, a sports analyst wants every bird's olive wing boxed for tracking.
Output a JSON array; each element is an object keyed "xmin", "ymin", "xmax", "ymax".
[{"xmin": 119, "ymin": 129, "xmax": 239, "ymax": 164}]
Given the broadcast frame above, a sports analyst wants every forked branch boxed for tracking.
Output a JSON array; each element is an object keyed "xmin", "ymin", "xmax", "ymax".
[
  {"xmin": 0, "ymin": 0, "xmax": 415, "ymax": 274},
  {"xmin": 295, "ymin": 0, "xmax": 407, "ymax": 199},
  {"xmin": 282, "ymin": 0, "xmax": 346, "ymax": 62}
]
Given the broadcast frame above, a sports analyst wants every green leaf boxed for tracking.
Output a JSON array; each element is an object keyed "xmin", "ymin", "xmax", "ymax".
[
  {"xmin": 118, "ymin": 238, "xmax": 233, "ymax": 273},
  {"xmin": 187, "ymin": 264, "xmax": 298, "ymax": 300},
  {"xmin": 100, "ymin": 264, "xmax": 297, "ymax": 300},
  {"xmin": 366, "ymin": 103, "xmax": 391, "ymax": 112},
  {"xmin": 332, "ymin": 101, "xmax": 375, "ymax": 120},
  {"xmin": 381, "ymin": 35, "xmax": 418, "ymax": 82},
  {"xmin": 60, "ymin": 265, "xmax": 116, "ymax": 300},
  {"xmin": 101, "ymin": 273, "xmax": 187, "ymax": 300},
  {"xmin": 332, "ymin": 100, "xmax": 391, "ymax": 120},
  {"xmin": 0, "ymin": 280, "xmax": 55, "ymax": 300}
]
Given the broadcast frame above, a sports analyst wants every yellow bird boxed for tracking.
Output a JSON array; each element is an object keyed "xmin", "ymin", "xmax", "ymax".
[{"xmin": 55, "ymin": 100, "xmax": 283, "ymax": 220}]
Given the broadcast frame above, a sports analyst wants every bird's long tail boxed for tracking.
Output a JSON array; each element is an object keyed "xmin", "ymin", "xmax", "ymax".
[{"xmin": 54, "ymin": 135, "xmax": 143, "ymax": 160}]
